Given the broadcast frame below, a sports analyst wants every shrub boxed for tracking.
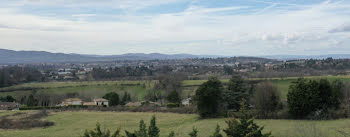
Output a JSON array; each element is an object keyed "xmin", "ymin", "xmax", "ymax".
[
  {"xmin": 210, "ymin": 125, "xmax": 223, "ymax": 137},
  {"xmin": 82, "ymin": 123, "xmax": 121, "ymax": 137},
  {"xmin": 167, "ymin": 90, "xmax": 181, "ymax": 104},
  {"xmin": 188, "ymin": 127, "xmax": 198, "ymax": 137},
  {"xmin": 167, "ymin": 103, "xmax": 180, "ymax": 108}
]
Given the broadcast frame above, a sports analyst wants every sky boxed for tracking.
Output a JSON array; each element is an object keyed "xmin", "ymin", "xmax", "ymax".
[{"xmin": 0, "ymin": 0, "xmax": 350, "ymax": 56}]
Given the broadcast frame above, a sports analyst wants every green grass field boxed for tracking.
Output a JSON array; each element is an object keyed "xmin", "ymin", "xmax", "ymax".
[
  {"xmin": 1, "ymin": 75, "xmax": 350, "ymax": 101},
  {"xmin": 0, "ymin": 111, "xmax": 350, "ymax": 137}
]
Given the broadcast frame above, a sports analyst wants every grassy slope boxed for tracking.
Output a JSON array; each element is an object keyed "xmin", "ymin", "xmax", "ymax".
[{"xmin": 0, "ymin": 111, "xmax": 349, "ymax": 137}]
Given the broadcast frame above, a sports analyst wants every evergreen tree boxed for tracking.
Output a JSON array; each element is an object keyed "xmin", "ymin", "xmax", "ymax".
[
  {"xmin": 103, "ymin": 92, "xmax": 120, "ymax": 106},
  {"xmin": 135, "ymin": 120, "xmax": 147, "ymax": 137},
  {"xmin": 224, "ymin": 101, "xmax": 271, "ymax": 137},
  {"xmin": 195, "ymin": 77, "xmax": 223, "ymax": 118},
  {"xmin": 224, "ymin": 75, "xmax": 248, "ymax": 111},
  {"xmin": 82, "ymin": 123, "xmax": 121, "ymax": 137},
  {"xmin": 148, "ymin": 116, "xmax": 160, "ymax": 137}
]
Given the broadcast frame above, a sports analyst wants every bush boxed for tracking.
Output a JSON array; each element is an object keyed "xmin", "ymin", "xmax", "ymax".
[
  {"xmin": 82, "ymin": 123, "xmax": 121, "ymax": 137},
  {"xmin": 167, "ymin": 90, "xmax": 181, "ymax": 104},
  {"xmin": 167, "ymin": 103, "xmax": 180, "ymax": 108}
]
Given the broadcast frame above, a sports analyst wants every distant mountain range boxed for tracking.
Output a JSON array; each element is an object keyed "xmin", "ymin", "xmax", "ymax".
[
  {"xmin": 0, "ymin": 49, "xmax": 219, "ymax": 64},
  {"xmin": 1, "ymin": 48, "xmax": 350, "ymax": 64},
  {"xmin": 262, "ymin": 54, "xmax": 350, "ymax": 60}
]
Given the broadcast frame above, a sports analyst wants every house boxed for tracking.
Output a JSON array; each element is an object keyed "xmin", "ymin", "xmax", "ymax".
[
  {"xmin": 0, "ymin": 102, "xmax": 19, "ymax": 110},
  {"xmin": 93, "ymin": 98, "xmax": 109, "ymax": 106},
  {"xmin": 182, "ymin": 98, "xmax": 192, "ymax": 106},
  {"xmin": 61, "ymin": 98, "xmax": 83, "ymax": 106}
]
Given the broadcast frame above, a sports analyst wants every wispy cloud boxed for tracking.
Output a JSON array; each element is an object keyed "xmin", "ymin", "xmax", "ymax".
[{"xmin": 0, "ymin": 0, "xmax": 349, "ymax": 55}]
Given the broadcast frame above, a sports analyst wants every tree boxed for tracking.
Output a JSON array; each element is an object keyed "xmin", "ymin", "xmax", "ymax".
[
  {"xmin": 135, "ymin": 120, "xmax": 147, "ymax": 137},
  {"xmin": 224, "ymin": 101, "xmax": 272, "ymax": 137},
  {"xmin": 287, "ymin": 78, "xmax": 343, "ymax": 118},
  {"xmin": 188, "ymin": 127, "xmax": 198, "ymax": 137},
  {"xmin": 253, "ymin": 82, "xmax": 281, "ymax": 116},
  {"xmin": 103, "ymin": 92, "xmax": 120, "ymax": 106},
  {"xmin": 82, "ymin": 123, "xmax": 121, "ymax": 137},
  {"xmin": 224, "ymin": 75, "xmax": 249, "ymax": 111},
  {"xmin": 148, "ymin": 115, "xmax": 160, "ymax": 137},
  {"xmin": 167, "ymin": 90, "xmax": 181, "ymax": 104},
  {"xmin": 195, "ymin": 77, "xmax": 224, "ymax": 118},
  {"xmin": 210, "ymin": 125, "xmax": 223, "ymax": 137},
  {"xmin": 0, "ymin": 95, "xmax": 16, "ymax": 102},
  {"xmin": 27, "ymin": 94, "xmax": 38, "ymax": 106}
]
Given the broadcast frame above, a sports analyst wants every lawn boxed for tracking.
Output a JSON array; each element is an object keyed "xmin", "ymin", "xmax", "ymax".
[{"xmin": 0, "ymin": 111, "xmax": 349, "ymax": 137}]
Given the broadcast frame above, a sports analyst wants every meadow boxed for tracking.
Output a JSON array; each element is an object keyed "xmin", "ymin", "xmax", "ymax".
[
  {"xmin": 2, "ymin": 75, "xmax": 350, "ymax": 101},
  {"xmin": 0, "ymin": 111, "xmax": 350, "ymax": 137}
]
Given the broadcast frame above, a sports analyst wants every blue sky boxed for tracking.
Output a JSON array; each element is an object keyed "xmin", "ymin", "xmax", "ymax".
[{"xmin": 0, "ymin": 0, "xmax": 350, "ymax": 56}]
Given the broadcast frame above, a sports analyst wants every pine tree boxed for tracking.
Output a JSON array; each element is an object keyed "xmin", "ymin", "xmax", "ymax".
[
  {"xmin": 135, "ymin": 120, "xmax": 147, "ymax": 137},
  {"xmin": 148, "ymin": 115, "xmax": 160, "ymax": 137},
  {"xmin": 224, "ymin": 100, "xmax": 271, "ymax": 137}
]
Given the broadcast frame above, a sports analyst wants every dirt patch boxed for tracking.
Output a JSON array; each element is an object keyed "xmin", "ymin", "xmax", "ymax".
[{"xmin": 0, "ymin": 110, "xmax": 54, "ymax": 130}]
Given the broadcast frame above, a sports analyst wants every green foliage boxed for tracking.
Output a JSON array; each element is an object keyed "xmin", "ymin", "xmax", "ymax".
[
  {"xmin": 253, "ymin": 82, "xmax": 282, "ymax": 116},
  {"xmin": 0, "ymin": 95, "xmax": 16, "ymax": 102},
  {"xmin": 224, "ymin": 75, "xmax": 249, "ymax": 111},
  {"xmin": 224, "ymin": 101, "xmax": 272, "ymax": 137},
  {"xmin": 121, "ymin": 92, "xmax": 132, "ymax": 105},
  {"xmin": 167, "ymin": 90, "xmax": 181, "ymax": 104},
  {"xmin": 82, "ymin": 123, "xmax": 121, "ymax": 137},
  {"xmin": 287, "ymin": 78, "xmax": 343, "ymax": 118},
  {"xmin": 124, "ymin": 115, "xmax": 159, "ymax": 137},
  {"xmin": 195, "ymin": 77, "xmax": 223, "ymax": 118},
  {"xmin": 168, "ymin": 131, "xmax": 175, "ymax": 137},
  {"xmin": 209, "ymin": 125, "xmax": 223, "ymax": 137},
  {"xmin": 188, "ymin": 127, "xmax": 198, "ymax": 137},
  {"xmin": 135, "ymin": 120, "xmax": 147, "ymax": 137},
  {"xmin": 103, "ymin": 92, "xmax": 120, "ymax": 106},
  {"xmin": 167, "ymin": 103, "xmax": 180, "ymax": 108},
  {"xmin": 27, "ymin": 94, "xmax": 38, "ymax": 107},
  {"xmin": 148, "ymin": 116, "xmax": 160, "ymax": 137}
]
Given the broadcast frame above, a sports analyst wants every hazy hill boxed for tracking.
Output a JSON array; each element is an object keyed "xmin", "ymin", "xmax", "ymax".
[{"xmin": 0, "ymin": 49, "xmax": 217, "ymax": 64}]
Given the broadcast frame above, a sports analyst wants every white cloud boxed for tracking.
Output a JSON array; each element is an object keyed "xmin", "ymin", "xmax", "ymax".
[{"xmin": 0, "ymin": 0, "xmax": 350, "ymax": 55}]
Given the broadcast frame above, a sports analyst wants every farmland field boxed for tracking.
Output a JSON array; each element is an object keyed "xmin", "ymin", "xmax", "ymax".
[
  {"xmin": 1, "ymin": 75, "xmax": 350, "ymax": 100},
  {"xmin": 0, "ymin": 111, "xmax": 350, "ymax": 137}
]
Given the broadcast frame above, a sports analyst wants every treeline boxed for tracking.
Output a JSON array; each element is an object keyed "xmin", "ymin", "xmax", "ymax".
[
  {"xmin": 194, "ymin": 75, "xmax": 350, "ymax": 120},
  {"xmin": 0, "ymin": 66, "xmax": 43, "ymax": 88},
  {"xmin": 91, "ymin": 67, "xmax": 154, "ymax": 80}
]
